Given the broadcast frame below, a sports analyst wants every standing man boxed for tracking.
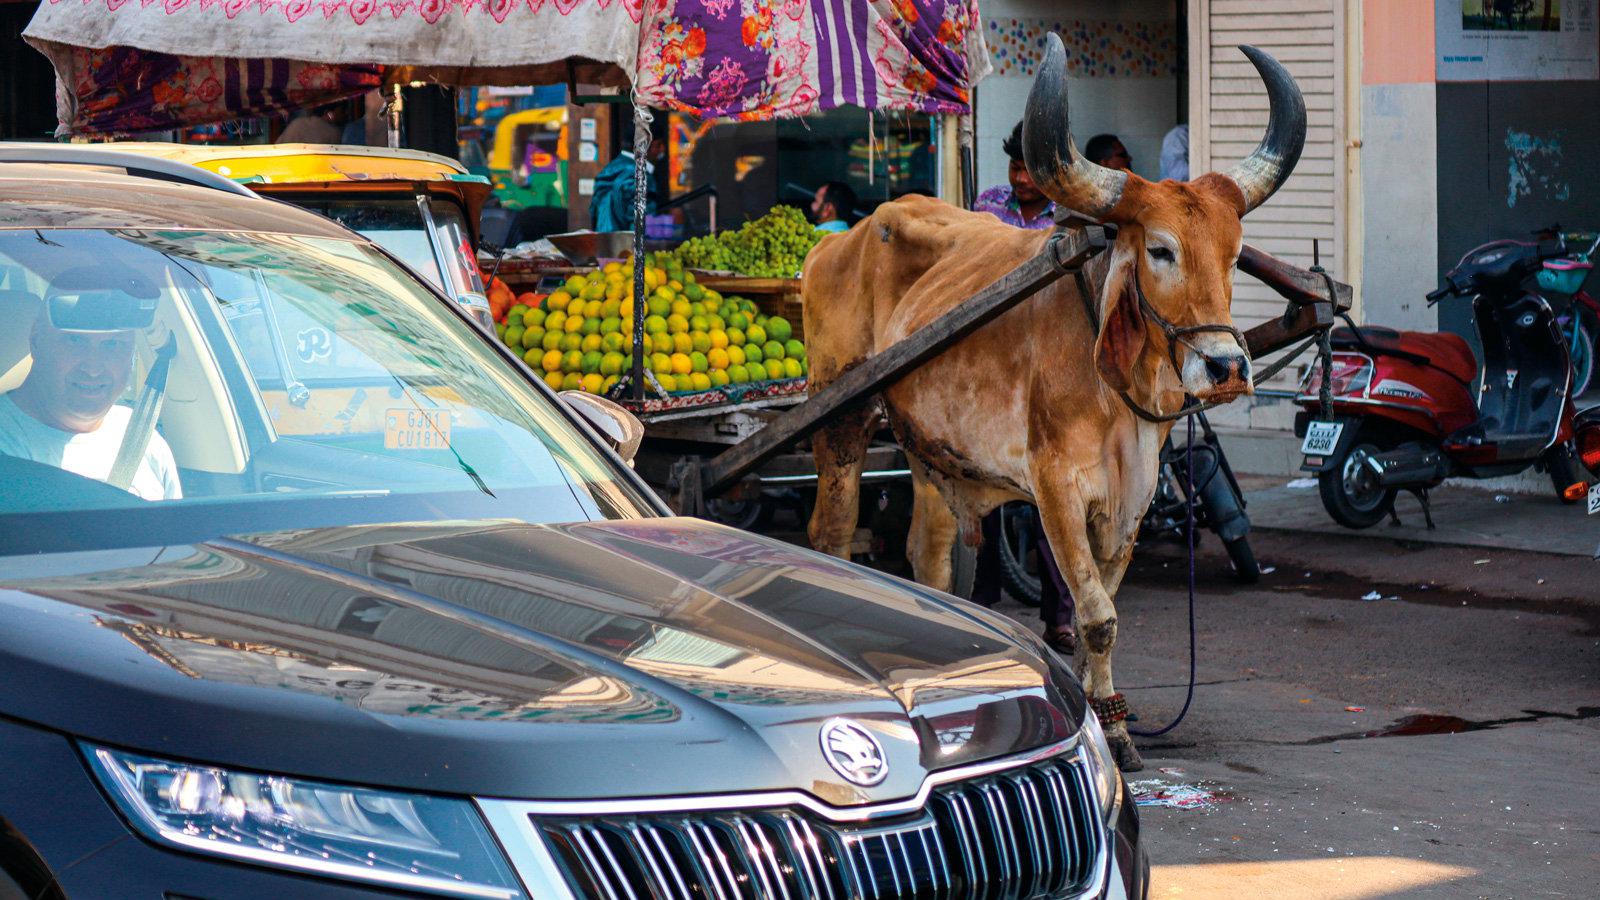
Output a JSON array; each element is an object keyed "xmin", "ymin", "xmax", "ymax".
[
  {"xmin": 1160, "ymin": 123, "xmax": 1190, "ymax": 182},
  {"xmin": 973, "ymin": 121, "xmax": 1055, "ymax": 229},
  {"xmin": 810, "ymin": 181, "xmax": 858, "ymax": 233},
  {"xmin": 1083, "ymin": 133, "xmax": 1133, "ymax": 171},
  {"xmin": 591, "ymin": 120, "xmax": 666, "ymax": 233}
]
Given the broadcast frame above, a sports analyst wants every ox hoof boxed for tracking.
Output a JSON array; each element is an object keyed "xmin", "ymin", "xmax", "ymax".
[{"xmin": 1109, "ymin": 733, "xmax": 1144, "ymax": 772}]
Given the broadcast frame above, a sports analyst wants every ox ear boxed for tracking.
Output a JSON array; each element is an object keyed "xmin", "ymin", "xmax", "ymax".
[{"xmin": 1094, "ymin": 262, "xmax": 1146, "ymax": 393}]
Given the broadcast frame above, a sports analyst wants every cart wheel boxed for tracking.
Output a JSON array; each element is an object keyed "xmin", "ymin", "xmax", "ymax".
[
  {"xmin": 705, "ymin": 496, "xmax": 774, "ymax": 532},
  {"xmin": 996, "ymin": 502, "xmax": 1043, "ymax": 607}
]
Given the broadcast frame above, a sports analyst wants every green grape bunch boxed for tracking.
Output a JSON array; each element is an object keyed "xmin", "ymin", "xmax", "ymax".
[{"xmin": 664, "ymin": 206, "xmax": 824, "ymax": 278}]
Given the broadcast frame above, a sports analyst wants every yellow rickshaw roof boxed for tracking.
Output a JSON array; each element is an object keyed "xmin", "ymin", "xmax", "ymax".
[{"xmin": 102, "ymin": 143, "xmax": 487, "ymax": 187}]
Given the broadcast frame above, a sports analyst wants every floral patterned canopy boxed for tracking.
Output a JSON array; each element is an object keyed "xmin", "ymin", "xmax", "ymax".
[{"xmin": 24, "ymin": 0, "xmax": 991, "ymax": 136}]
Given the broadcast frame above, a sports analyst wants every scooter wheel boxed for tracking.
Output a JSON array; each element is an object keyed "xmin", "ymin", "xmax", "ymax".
[{"xmin": 1318, "ymin": 441, "xmax": 1397, "ymax": 529}]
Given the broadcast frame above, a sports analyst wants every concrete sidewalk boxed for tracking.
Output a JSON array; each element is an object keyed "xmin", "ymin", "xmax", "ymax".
[
  {"xmin": 1237, "ymin": 473, "xmax": 1599, "ymax": 558},
  {"xmin": 1201, "ymin": 416, "xmax": 1599, "ymax": 557}
]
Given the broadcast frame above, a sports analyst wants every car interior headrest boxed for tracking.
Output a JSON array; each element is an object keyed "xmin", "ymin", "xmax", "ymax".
[{"xmin": 0, "ymin": 289, "xmax": 42, "ymax": 394}]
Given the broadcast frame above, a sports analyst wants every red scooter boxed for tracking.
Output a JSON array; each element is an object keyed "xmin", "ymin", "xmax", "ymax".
[{"xmin": 1293, "ymin": 233, "xmax": 1600, "ymax": 528}]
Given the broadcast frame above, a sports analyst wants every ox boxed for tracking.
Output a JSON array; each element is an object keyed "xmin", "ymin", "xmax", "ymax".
[{"xmin": 801, "ymin": 35, "xmax": 1305, "ymax": 771}]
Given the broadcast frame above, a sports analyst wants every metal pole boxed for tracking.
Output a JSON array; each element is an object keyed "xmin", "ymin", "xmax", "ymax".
[
  {"xmin": 387, "ymin": 84, "xmax": 403, "ymax": 149},
  {"xmin": 629, "ymin": 104, "xmax": 652, "ymax": 402},
  {"xmin": 959, "ymin": 113, "xmax": 976, "ymax": 210}
]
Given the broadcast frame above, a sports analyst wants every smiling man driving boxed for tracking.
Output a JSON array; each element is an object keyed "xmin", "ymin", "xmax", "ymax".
[{"xmin": 0, "ymin": 273, "xmax": 181, "ymax": 501}]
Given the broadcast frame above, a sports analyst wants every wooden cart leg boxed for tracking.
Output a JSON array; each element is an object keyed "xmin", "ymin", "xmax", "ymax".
[{"xmin": 669, "ymin": 456, "xmax": 706, "ymax": 518}]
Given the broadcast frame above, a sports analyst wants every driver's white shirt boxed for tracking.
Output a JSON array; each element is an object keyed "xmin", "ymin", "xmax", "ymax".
[{"xmin": 0, "ymin": 394, "xmax": 182, "ymax": 501}]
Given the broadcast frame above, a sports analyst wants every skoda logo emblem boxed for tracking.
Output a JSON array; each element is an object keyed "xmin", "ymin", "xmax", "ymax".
[{"xmin": 819, "ymin": 718, "xmax": 888, "ymax": 786}]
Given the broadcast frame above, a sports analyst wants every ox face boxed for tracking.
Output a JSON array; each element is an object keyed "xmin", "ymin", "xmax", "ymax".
[
  {"xmin": 1110, "ymin": 175, "xmax": 1252, "ymax": 402},
  {"xmin": 1022, "ymin": 34, "xmax": 1306, "ymax": 407}
]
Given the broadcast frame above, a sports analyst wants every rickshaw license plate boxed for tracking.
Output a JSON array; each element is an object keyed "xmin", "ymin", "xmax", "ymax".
[
  {"xmin": 385, "ymin": 408, "xmax": 452, "ymax": 450},
  {"xmin": 1300, "ymin": 421, "xmax": 1343, "ymax": 456}
]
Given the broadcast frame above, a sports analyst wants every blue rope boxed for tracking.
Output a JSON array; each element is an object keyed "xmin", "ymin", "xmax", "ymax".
[{"xmin": 1129, "ymin": 412, "xmax": 1198, "ymax": 738}]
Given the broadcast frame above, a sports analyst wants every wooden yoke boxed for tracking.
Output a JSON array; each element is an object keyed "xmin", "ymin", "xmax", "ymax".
[{"xmin": 1237, "ymin": 244, "xmax": 1352, "ymax": 358}]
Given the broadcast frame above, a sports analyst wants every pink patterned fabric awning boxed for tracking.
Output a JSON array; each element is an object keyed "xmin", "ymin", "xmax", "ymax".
[{"xmin": 24, "ymin": 0, "xmax": 990, "ymax": 136}]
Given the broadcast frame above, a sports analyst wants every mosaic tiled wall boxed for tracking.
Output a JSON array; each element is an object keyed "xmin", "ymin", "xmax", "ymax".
[{"xmin": 986, "ymin": 18, "xmax": 1179, "ymax": 78}]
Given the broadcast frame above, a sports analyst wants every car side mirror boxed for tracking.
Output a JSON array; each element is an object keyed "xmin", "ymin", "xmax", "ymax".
[{"xmin": 559, "ymin": 391, "xmax": 644, "ymax": 465}]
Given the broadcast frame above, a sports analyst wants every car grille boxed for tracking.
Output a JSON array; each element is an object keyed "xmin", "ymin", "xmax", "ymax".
[{"xmin": 530, "ymin": 752, "xmax": 1104, "ymax": 900}]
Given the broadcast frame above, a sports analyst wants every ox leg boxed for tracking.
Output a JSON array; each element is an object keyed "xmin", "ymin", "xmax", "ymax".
[
  {"xmin": 807, "ymin": 406, "xmax": 876, "ymax": 559},
  {"xmin": 906, "ymin": 470, "xmax": 959, "ymax": 593},
  {"xmin": 1032, "ymin": 482, "xmax": 1143, "ymax": 772}
]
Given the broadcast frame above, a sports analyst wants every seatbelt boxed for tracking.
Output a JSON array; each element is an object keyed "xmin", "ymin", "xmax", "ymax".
[{"xmin": 107, "ymin": 334, "xmax": 178, "ymax": 492}]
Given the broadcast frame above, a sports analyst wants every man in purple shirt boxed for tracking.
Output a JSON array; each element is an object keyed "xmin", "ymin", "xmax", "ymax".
[{"xmin": 972, "ymin": 121, "xmax": 1057, "ymax": 230}]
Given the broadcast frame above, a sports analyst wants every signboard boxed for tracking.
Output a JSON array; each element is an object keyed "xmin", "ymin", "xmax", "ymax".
[{"xmin": 1438, "ymin": 0, "xmax": 1599, "ymax": 81}]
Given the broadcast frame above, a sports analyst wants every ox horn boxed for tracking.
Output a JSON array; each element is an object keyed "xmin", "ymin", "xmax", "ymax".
[
  {"xmin": 1021, "ymin": 32, "xmax": 1126, "ymax": 220},
  {"xmin": 1225, "ymin": 45, "xmax": 1307, "ymax": 212}
]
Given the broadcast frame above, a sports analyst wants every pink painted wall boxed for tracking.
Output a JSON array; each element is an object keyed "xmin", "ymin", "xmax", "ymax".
[{"xmin": 1363, "ymin": 0, "xmax": 1436, "ymax": 84}]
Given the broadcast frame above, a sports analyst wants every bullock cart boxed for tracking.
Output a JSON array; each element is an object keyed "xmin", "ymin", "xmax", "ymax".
[
  {"xmin": 495, "ymin": 221, "xmax": 1352, "ymax": 572},
  {"xmin": 646, "ymin": 220, "xmax": 1352, "ymax": 580}
]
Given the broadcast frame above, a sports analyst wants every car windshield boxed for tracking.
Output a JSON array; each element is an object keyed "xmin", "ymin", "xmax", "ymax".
[
  {"xmin": 0, "ymin": 227, "xmax": 655, "ymax": 556},
  {"xmin": 292, "ymin": 196, "xmax": 482, "ymax": 298}
]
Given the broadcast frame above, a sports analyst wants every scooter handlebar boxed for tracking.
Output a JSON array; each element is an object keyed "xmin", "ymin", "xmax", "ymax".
[{"xmin": 1425, "ymin": 284, "xmax": 1452, "ymax": 304}]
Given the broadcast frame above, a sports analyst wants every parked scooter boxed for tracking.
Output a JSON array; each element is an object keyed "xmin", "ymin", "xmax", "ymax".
[
  {"xmin": 1294, "ymin": 230, "xmax": 1600, "ymax": 528},
  {"xmin": 996, "ymin": 411, "xmax": 1260, "ymax": 600}
]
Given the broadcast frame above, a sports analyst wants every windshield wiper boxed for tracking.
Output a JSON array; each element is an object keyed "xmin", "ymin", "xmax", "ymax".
[{"xmin": 391, "ymin": 375, "xmax": 495, "ymax": 499}]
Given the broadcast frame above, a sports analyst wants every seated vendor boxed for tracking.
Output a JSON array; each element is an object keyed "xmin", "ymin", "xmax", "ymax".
[
  {"xmin": 0, "ymin": 275, "xmax": 181, "ymax": 501},
  {"xmin": 810, "ymin": 181, "xmax": 858, "ymax": 234}
]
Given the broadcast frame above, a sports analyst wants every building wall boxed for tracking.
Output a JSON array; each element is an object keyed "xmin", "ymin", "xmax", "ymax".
[
  {"xmin": 1435, "ymin": 80, "xmax": 1600, "ymax": 342},
  {"xmin": 973, "ymin": 0, "xmax": 1181, "ymax": 196},
  {"xmin": 1361, "ymin": 0, "xmax": 1439, "ymax": 332}
]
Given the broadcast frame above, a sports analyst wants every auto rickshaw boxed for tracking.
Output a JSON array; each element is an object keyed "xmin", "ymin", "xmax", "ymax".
[
  {"xmin": 484, "ymin": 108, "xmax": 567, "ymax": 210},
  {"xmin": 103, "ymin": 143, "xmax": 497, "ymax": 326}
]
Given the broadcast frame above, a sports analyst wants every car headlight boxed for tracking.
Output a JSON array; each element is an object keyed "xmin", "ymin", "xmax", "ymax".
[
  {"xmin": 85, "ymin": 745, "xmax": 523, "ymax": 899},
  {"xmin": 1078, "ymin": 713, "xmax": 1123, "ymax": 822}
]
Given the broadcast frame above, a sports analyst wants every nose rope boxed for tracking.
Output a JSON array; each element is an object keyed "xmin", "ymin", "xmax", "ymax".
[
  {"xmin": 1074, "ymin": 262, "xmax": 1322, "ymax": 423},
  {"xmin": 1130, "ymin": 268, "xmax": 1249, "ymax": 378}
]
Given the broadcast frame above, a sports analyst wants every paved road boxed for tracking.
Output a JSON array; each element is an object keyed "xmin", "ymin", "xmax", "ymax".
[{"xmin": 991, "ymin": 529, "xmax": 1600, "ymax": 899}]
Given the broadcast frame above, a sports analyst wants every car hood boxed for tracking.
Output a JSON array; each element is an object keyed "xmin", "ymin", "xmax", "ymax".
[{"xmin": 0, "ymin": 517, "xmax": 1084, "ymax": 804}]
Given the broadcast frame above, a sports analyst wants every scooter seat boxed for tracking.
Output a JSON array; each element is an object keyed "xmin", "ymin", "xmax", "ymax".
[{"xmin": 1331, "ymin": 326, "xmax": 1478, "ymax": 385}]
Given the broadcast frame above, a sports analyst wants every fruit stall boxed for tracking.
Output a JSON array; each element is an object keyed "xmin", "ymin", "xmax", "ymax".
[
  {"xmin": 483, "ymin": 203, "xmax": 824, "ymax": 428},
  {"xmin": 479, "ymin": 204, "xmax": 922, "ymax": 538}
]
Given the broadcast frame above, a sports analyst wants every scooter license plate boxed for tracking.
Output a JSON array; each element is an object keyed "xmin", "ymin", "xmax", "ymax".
[
  {"xmin": 1300, "ymin": 421, "xmax": 1344, "ymax": 456},
  {"xmin": 1588, "ymin": 482, "xmax": 1600, "ymax": 516}
]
